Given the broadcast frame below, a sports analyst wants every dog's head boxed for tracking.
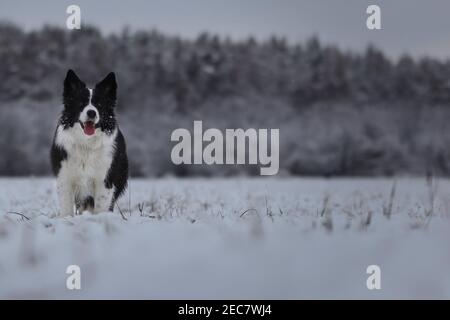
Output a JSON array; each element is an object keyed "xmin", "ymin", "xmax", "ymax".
[{"xmin": 61, "ymin": 69, "xmax": 117, "ymax": 137}]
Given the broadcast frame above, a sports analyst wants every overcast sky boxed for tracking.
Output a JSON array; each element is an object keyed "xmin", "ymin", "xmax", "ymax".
[{"xmin": 1, "ymin": 0, "xmax": 450, "ymax": 60}]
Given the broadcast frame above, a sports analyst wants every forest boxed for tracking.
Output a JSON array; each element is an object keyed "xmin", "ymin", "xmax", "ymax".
[{"xmin": 1, "ymin": 22, "xmax": 450, "ymax": 177}]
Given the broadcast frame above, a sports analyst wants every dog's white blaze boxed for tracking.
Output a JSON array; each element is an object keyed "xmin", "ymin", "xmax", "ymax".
[
  {"xmin": 55, "ymin": 105, "xmax": 117, "ymax": 216},
  {"xmin": 79, "ymin": 89, "xmax": 99, "ymax": 124}
]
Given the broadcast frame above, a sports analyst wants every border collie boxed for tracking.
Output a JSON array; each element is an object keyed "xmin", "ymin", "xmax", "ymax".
[{"xmin": 51, "ymin": 70, "xmax": 128, "ymax": 217}]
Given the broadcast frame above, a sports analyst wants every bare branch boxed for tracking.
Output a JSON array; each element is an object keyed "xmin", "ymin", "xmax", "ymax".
[
  {"xmin": 383, "ymin": 181, "xmax": 396, "ymax": 219},
  {"xmin": 115, "ymin": 204, "xmax": 128, "ymax": 221},
  {"xmin": 6, "ymin": 211, "xmax": 30, "ymax": 221},
  {"xmin": 239, "ymin": 208, "xmax": 258, "ymax": 218}
]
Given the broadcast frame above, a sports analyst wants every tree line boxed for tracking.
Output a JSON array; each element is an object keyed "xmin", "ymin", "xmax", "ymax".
[{"xmin": 1, "ymin": 23, "xmax": 450, "ymax": 177}]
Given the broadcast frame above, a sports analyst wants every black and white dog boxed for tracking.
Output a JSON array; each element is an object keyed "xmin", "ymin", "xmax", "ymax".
[{"xmin": 51, "ymin": 70, "xmax": 128, "ymax": 217}]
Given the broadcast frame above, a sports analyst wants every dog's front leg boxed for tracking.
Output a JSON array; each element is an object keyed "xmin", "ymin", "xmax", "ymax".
[
  {"xmin": 57, "ymin": 178, "xmax": 75, "ymax": 217},
  {"xmin": 94, "ymin": 181, "xmax": 115, "ymax": 214}
]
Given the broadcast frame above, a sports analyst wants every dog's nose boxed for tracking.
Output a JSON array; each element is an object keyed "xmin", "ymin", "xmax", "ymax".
[{"xmin": 87, "ymin": 110, "xmax": 97, "ymax": 119}]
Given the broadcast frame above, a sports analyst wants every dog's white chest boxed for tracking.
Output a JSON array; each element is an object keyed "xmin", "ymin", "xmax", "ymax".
[
  {"xmin": 55, "ymin": 125, "xmax": 117, "ymax": 191},
  {"xmin": 66, "ymin": 143, "xmax": 112, "ymax": 181}
]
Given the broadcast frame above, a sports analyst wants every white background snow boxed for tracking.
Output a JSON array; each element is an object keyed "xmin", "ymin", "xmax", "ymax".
[{"xmin": 1, "ymin": 177, "xmax": 450, "ymax": 299}]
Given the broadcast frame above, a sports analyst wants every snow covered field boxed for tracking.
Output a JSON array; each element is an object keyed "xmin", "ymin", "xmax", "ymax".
[{"xmin": 1, "ymin": 177, "xmax": 450, "ymax": 299}]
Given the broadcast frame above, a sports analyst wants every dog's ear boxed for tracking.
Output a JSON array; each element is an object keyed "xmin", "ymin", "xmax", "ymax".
[
  {"xmin": 95, "ymin": 72, "xmax": 117, "ymax": 105},
  {"xmin": 63, "ymin": 69, "xmax": 85, "ymax": 98}
]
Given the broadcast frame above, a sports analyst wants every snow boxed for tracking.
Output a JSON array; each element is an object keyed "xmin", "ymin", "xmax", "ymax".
[{"xmin": 1, "ymin": 177, "xmax": 450, "ymax": 299}]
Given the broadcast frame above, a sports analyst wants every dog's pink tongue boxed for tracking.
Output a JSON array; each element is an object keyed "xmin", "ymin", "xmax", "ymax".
[{"xmin": 83, "ymin": 122, "xmax": 95, "ymax": 135}]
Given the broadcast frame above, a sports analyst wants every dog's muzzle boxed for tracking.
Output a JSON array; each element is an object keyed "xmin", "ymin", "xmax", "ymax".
[{"xmin": 79, "ymin": 120, "xmax": 97, "ymax": 136}]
